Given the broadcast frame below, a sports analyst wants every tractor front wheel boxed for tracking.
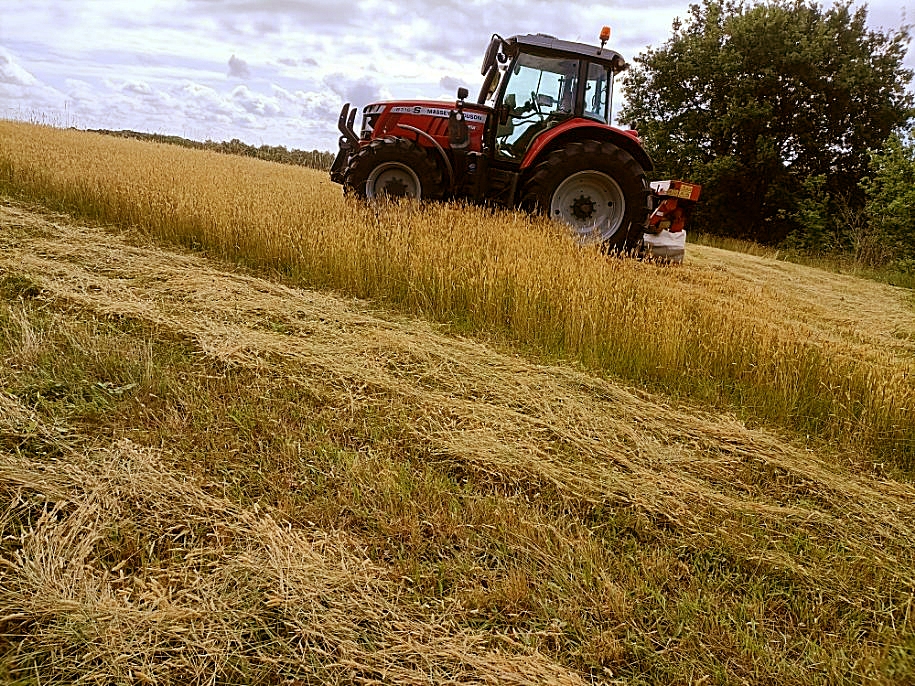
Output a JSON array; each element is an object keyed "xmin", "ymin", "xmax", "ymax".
[
  {"xmin": 522, "ymin": 140, "xmax": 650, "ymax": 251},
  {"xmin": 343, "ymin": 137, "xmax": 443, "ymax": 200}
]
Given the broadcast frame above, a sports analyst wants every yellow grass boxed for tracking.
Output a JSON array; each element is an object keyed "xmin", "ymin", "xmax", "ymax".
[
  {"xmin": 0, "ymin": 121, "xmax": 912, "ymax": 470},
  {"xmin": 2, "ymin": 200, "xmax": 914, "ymax": 683}
]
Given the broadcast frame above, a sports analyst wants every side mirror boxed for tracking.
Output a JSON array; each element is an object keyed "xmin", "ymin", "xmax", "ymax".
[
  {"xmin": 457, "ymin": 87, "xmax": 469, "ymax": 101},
  {"xmin": 481, "ymin": 36, "xmax": 499, "ymax": 76},
  {"xmin": 536, "ymin": 93, "xmax": 555, "ymax": 108}
]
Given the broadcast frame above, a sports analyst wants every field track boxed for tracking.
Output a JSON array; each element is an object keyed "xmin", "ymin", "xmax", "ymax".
[{"xmin": 2, "ymin": 197, "xmax": 915, "ymax": 683}]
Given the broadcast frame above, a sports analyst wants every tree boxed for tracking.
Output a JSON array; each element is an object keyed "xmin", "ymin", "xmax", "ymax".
[
  {"xmin": 621, "ymin": 0, "xmax": 913, "ymax": 244},
  {"xmin": 861, "ymin": 126, "xmax": 915, "ymax": 264}
]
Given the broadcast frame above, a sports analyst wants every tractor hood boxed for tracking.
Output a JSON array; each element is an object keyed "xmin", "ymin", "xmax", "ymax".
[
  {"xmin": 358, "ymin": 100, "xmax": 491, "ymax": 148},
  {"xmin": 363, "ymin": 100, "xmax": 490, "ymax": 123}
]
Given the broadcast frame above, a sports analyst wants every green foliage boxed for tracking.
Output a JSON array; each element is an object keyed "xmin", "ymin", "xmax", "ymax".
[
  {"xmin": 862, "ymin": 127, "xmax": 915, "ymax": 264},
  {"xmin": 784, "ymin": 175, "xmax": 874, "ymax": 259},
  {"xmin": 621, "ymin": 0, "xmax": 913, "ymax": 244},
  {"xmin": 784, "ymin": 175, "xmax": 834, "ymax": 251},
  {"xmin": 785, "ymin": 125, "xmax": 915, "ymax": 266}
]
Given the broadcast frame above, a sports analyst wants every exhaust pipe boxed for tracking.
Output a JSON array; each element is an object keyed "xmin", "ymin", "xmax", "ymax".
[
  {"xmin": 330, "ymin": 103, "xmax": 361, "ymax": 183},
  {"xmin": 338, "ymin": 103, "xmax": 359, "ymax": 145}
]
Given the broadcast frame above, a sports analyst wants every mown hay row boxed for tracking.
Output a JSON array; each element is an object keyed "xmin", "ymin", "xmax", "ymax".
[
  {"xmin": 0, "ymin": 436, "xmax": 584, "ymax": 685},
  {"xmin": 2, "ymin": 203, "xmax": 914, "ymax": 683}
]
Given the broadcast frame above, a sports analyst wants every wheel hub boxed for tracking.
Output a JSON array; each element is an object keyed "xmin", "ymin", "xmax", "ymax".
[
  {"xmin": 366, "ymin": 162, "xmax": 421, "ymax": 199},
  {"xmin": 570, "ymin": 193, "xmax": 597, "ymax": 221},
  {"xmin": 382, "ymin": 176, "xmax": 409, "ymax": 197}
]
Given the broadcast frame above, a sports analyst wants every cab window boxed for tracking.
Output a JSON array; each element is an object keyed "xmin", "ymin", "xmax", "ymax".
[{"xmin": 583, "ymin": 62, "xmax": 612, "ymax": 124}]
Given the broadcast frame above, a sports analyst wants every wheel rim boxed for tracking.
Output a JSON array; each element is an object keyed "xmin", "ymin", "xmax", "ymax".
[
  {"xmin": 366, "ymin": 162, "xmax": 422, "ymax": 199},
  {"xmin": 550, "ymin": 170, "xmax": 625, "ymax": 243}
]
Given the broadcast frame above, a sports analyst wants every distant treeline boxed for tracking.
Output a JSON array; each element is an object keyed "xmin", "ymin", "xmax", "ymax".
[{"xmin": 90, "ymin": 129, "xmax": 335, "ymax": 171}]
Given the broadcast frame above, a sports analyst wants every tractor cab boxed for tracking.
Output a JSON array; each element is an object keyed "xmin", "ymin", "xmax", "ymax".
[{"xmin": 478, "ymin": 34, "xmax": 629, "ymax": 160}]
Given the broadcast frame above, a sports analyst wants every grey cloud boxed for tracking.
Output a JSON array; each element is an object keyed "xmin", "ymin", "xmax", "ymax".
[
  {"xmin": 185, "ymin": 0, "xmax": 359, "ymax": 34},
  {"xmin": 65, "ymin": 47, "xmax": 229, "ymax": 84},
  {"xmin": 228, "ymin": 54, "xmax": 251, "ymax": 78},
  {"xmin": 439, "ymin": 76, "xmax": 464, "ymax": 92},
  {"xmin": 121, "ymin": 81, "xmax": 154, "ymax": 96},
  {"xmin": 862, "ymin": 5, "xmax": 909, "ymax": 34},
  {"xmin": 278, "ymin": 57, "xmax": 319, "ymax": 68},
  {"xmin": 272, "ymin": 84, "xmax": 301, "ymax": 102},
  {"xmin": 323, "ymin": 73, "xmax": 384, "ymax": 106}
]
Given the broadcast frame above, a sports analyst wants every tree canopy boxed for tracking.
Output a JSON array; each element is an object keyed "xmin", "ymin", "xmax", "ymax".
[
  {"xmin": 862, "ymin": 127, "xmax": 915, "ymax": 263},
  {"xmin": 621, "ymin": 0, "xmax": 913, "ymax": 244}
]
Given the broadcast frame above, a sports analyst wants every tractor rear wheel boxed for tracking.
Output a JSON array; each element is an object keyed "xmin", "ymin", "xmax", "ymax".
[
  {"xmin": 522, "ymin": 140, "xmax": 650, "ymax": 251},
  {"xmin": 343, "ymin": 136, "xmax": 443, "ymax": 200}
]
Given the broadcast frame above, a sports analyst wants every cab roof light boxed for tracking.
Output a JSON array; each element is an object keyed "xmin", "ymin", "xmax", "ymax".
[{"xmin": 599, "ymin": 26, "xmax": 611, "ymax": 49}]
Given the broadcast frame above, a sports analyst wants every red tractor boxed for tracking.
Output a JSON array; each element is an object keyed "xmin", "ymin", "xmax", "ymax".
[{"xmin": 330, "ymin": 30, "xmax": 699, "ymax": 261}]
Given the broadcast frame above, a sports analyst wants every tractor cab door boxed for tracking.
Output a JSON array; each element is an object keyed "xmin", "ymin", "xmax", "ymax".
[{"xmin": 493, "ymin": 53, "xmax": 581, "ymax": 160}]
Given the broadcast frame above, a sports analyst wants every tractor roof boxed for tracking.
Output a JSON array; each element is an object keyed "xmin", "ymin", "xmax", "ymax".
[{"xmin": 507, "ymin": 33, "xmax": 628, "ymax": 71}]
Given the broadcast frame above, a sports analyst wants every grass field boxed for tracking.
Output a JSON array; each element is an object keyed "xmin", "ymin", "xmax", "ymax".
[
  {"xmin": 1, "ymin": 121, "xmax": 914, "ymax": 684},
  {"xmin": 690, "ymin": 233, "xmax": 915, "ymax": 290},
  {"xmin": 1, "ymin": 121, "xmax": 912, "ymax": 472}
]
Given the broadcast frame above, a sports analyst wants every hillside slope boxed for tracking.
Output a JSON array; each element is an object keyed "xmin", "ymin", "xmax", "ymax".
[
  {"xmin": 2, "ymin": 121, "xmax": 912, "ymax": 469},
  {"xmin": 688, "ymin": 244, "xmax": 915, "ymax": 369},
  {"xmin": 2, "ymin": 198, "xmax": 914, "ymax": 684}
]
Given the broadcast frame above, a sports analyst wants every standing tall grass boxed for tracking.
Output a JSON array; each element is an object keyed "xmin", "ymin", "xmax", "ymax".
[{"xmin": 1, "ymin": 121, "xmax": 912, "ymax": 469}]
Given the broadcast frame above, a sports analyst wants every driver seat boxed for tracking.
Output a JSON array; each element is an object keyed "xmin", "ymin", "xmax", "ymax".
[{"xmin": 496, "ymin": 93, "xmax": 516, "ymax": 139}]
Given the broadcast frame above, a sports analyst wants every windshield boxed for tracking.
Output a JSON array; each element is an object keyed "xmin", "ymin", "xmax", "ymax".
[
  {"xmin": 496, "ymin": 53, "xmax": 579, "ymax": 114},
  {"xmin": 493, "ymin": 53, "xmax": 581, "ymax": 158}
]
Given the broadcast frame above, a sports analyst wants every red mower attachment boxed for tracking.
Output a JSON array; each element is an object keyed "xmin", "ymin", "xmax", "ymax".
[{"xmin": 642, "ymin": 180, "xmax": 702, "ymax": 263}]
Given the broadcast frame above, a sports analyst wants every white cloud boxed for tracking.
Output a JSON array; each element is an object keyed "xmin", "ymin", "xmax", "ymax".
[
  {"xmin": 0, "ymin": 47, "xmax": 37, "ymax": 86},
  {"xmin": 180, "ymin": 82, "xmax": 237, "ymax": 119},
  {"xmin": 299, "ymin": 90, "xmax": 343, "ymax": 121},
  {"xmin": 231, "ymin": 84, "xmax": 281, "ymax": 117}
]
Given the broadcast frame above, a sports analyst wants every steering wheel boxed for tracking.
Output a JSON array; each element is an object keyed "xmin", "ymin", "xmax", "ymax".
[
  {"xmin": 515, "ymin": 111, "xmax": 542, "ymax": 123},
  {"xmin": 530, "ymin": 91, "xmax": 544, "ymax": 118}
]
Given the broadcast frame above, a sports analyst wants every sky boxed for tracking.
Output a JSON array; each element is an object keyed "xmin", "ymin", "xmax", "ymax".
[{"xmin": 1, "ymin": 0, "xmax": 912, "ymax": 152}]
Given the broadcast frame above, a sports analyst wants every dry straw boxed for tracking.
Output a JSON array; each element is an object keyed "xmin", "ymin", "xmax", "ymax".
[
  {"xmin": 2, "ymin": 200, "xmax": 914, "ymax": 682},
  {"xmin": 0, "ymin": 436, "xmax": 584, "ymax": 684}
]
